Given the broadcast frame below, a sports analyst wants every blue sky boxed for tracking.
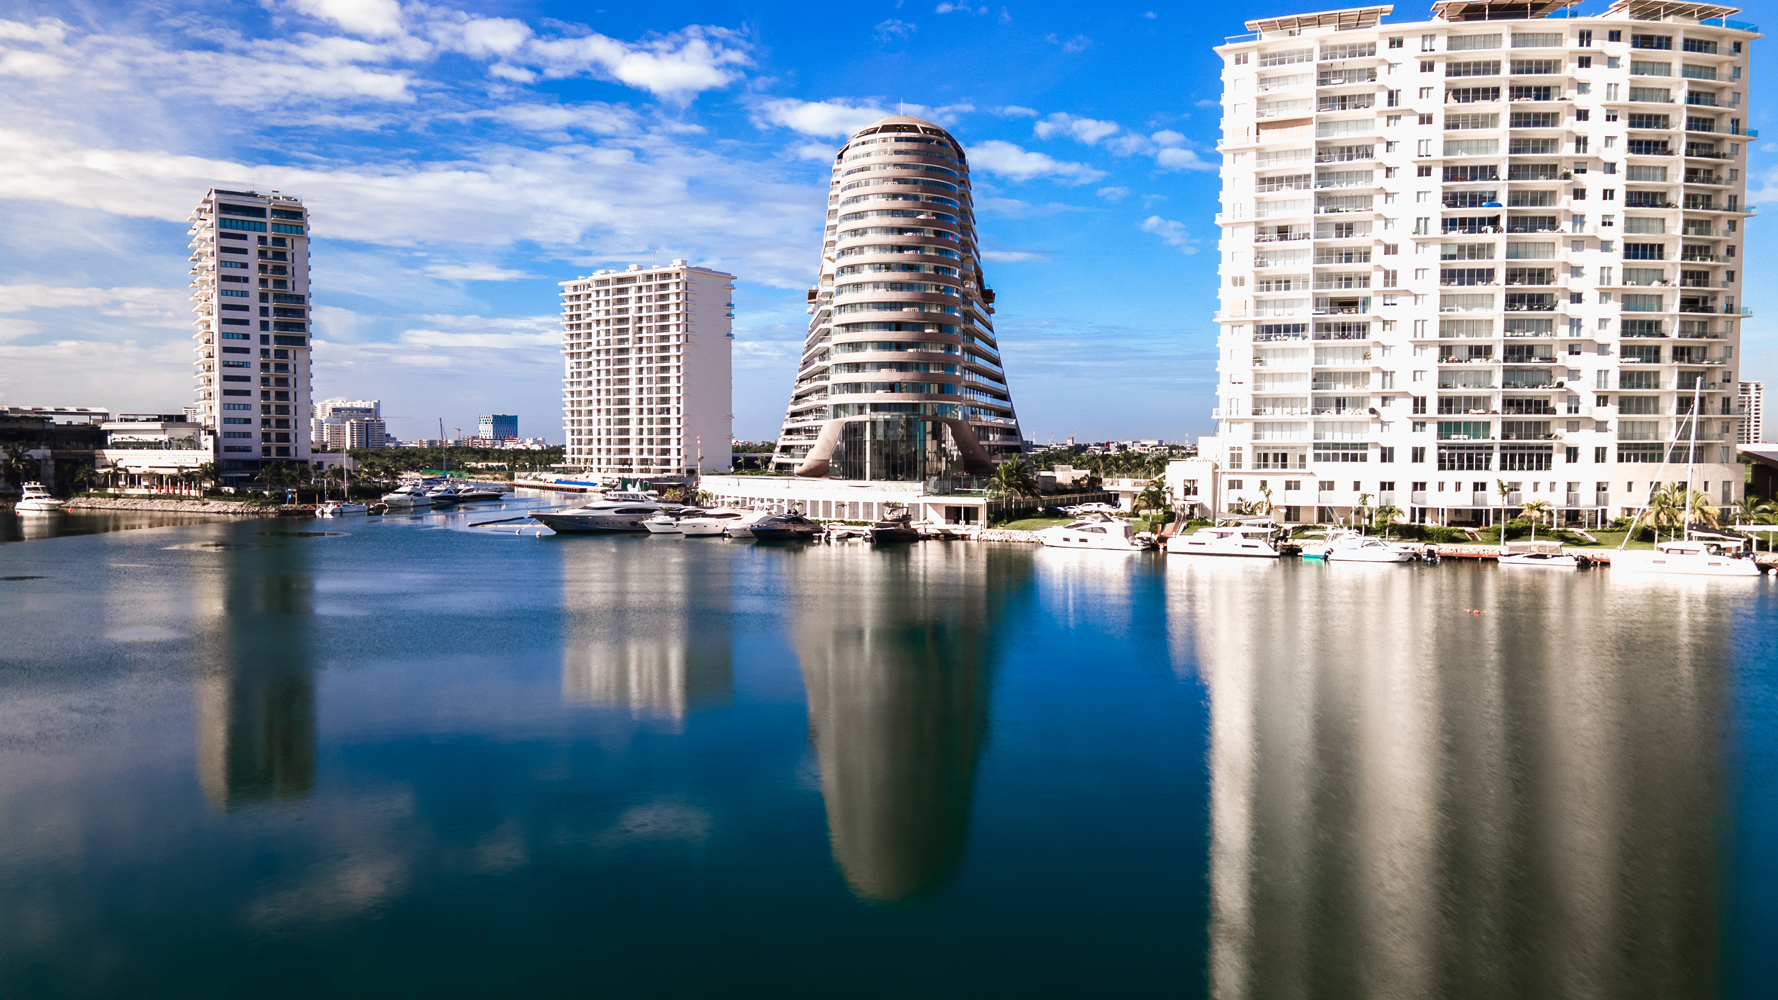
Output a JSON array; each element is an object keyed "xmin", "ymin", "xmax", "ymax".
[{"xmin": 0, "ymin": 0, "xmax": 1772, "ymax": 445}]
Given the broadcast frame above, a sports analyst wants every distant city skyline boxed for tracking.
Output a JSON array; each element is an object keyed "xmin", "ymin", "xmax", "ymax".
[{"xmin": 1, "ymin": 1, "xmax": 1773, "ymax": 445}]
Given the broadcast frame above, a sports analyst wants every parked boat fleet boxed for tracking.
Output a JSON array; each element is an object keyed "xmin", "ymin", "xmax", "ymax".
[{"xmin": 528, "ymin": 492, "xmax": 941, "ymax": 544}]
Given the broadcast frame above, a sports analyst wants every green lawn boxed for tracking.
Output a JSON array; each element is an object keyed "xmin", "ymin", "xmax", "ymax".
[{"xmin": 996, "ymin": 516, "xmax": 1072, "ymax": 531}]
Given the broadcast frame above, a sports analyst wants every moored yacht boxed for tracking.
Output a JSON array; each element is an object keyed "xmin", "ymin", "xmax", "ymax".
[
  {"xmin": 1034, "ymin": 516, "xmax": 1158, "ymax": 551},
  {"xmin": 1326, "ymin": 533, "xmax": 1417, "ymax": 564},
  {"xmin": 746, "ymin": 512, "xmax": 824, "ymax": 542},
  {"xmin": 1167, "ymin": 524, "xmax": 1284, "ymax": 558},
  {"xmin": 1498, "ymin": 540, "xmax": 1578, "ymax": 569},
  {"xmin": 316, "ymin": 501, "xmax": 369, "ymax": 517},
  {"xmin": 1611, "ymin": 536, "xmax": 1763, "ymax": 578},
  {"xmin": 529, "ymin": 498, "xmax": 680, "ymax": 534},
  {"xmin": 13, "ymin": 482, "xmax": 63, "ymax": 513},
  {"xmin": 381, "ymin": 484, "xmax": 434, "ymax": 508}
]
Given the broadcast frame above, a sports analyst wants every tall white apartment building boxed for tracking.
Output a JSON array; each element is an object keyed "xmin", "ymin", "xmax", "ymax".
[
  {"xmin": 188, "ymin": 189, "xmax": 313, "ymax": 480},
  {"xmin": 1739, "ymin": 380, "xmax": 1764, "ymax": 442},
  {"xmin": 1209, "ymin": 1, "xmax": 1757, "ymax": 525},
  {"xmin": 559, "ymin": 261, "xmax": 735, "ymax": 479}
]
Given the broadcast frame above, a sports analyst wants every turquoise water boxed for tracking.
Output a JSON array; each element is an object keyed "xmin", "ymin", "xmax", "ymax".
[{"xmin": 0, "ymin": 508, "xmax": 1774, "ymax": 998}]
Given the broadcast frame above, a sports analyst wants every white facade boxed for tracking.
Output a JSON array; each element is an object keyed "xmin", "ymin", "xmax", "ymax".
[
  {"xmin": 1739, "ymin": 379, "xmax": 1764, "ymax": 442},
  {"xmin": 1212, "ymin": 1, "xmax": 1758, "ymax": 522},
  {"xmin": 560, "ymin": 261, "xmax": 735, "ymax": 478},
  {"xmin": 187, "ymin": 189, "xmax": 313, "ymax": 479}
]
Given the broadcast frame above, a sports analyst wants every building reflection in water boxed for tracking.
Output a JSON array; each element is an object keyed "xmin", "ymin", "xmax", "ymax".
[
  {"xmin": 1169, "ymin": 560, "xmax": 1725, "ymax": 999},
  {"xmin": 793, "ymin": 545, "xmax": 1024, "ymax": 902},
  {"xmin": 193, "ymin": 536, "xmax": 318, "ymax": 811},
  {"xmin": 559, "ymin": 542, "xmax": 732, "ymax": 723}
]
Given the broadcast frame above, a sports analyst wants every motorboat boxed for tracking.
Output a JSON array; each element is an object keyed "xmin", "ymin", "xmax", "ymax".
[
  {"xmin": 746, "ymin": 512, "xmax": 824, "ymax": 542},
  {"xmin": 316, "ymin": 501, "xmax": 368, "ymax": 517},
  {"xmin": 431, "ymin": 483, "xmax": 504, "ymax": 503},
  {"xmin": 1034, "ymin": 516, "xmax": 1158, "ymax": 551},
  {"xmin": 1167, "ymin": 524, "xmax": 1284, "ymax": 558},
  {"xmin": 723, "ymin": 509, "xmax": 787, "ymax": 539},
  {"xmin": 13, "ymin": 482, "xmax": 62, "ymax": 513},
  {"xmin": 675, "ymin": 508, "xmax": 756, "ymax": 537},
  {"xmin": 529, "ymin": 498, "xmax": 680, "ymax": 534},
  {"xmin": 1611, "ymin": 537, "xmax": 1763, "ymax": 578},
  {"xmin": 381, "ymin": 485, "xmax": 434, "ymax": 508},
  {"xmin": 1327, "ymin": 534, "xmax": 1417, "ymax": 564},
  {"xmin": 866, "ymin": 517, "xmax": 924, "ymax": 544},
  {"xmin": 1498, "ymin": 540, "xmax": 1578, "ymax": 569},
  {"xmin": 643, "ymin": 508, "xmax": 708, "ymax": 534}
]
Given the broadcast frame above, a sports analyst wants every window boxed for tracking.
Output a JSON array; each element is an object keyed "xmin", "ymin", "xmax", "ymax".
[
  {"xmin": 1421, "ymin": 60, "xmax": 1435, "ymax": 72},
  {"xmin": 1417, "ymin": 164, "xmax": 1432, "ymax": 177},
  {"xmin": 1379, "ymin": 447, "xmax": 1396, "ymax": 463},
  {"xmin": 1411, "ymin": 447, "xmax": 1426, "ymax": 463},
  {"xmin": 1389, "ymin": 36, "xmax": 1403, "ymax": 49}
]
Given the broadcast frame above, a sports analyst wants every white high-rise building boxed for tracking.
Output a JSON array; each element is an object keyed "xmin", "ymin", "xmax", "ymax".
[
  {"xmin": 559, "ymin": 261, "xmax": 735, "ymax": 479},
  {"xmin": 770, "ymin": 115, "xmax": 1023, "ymax": 479},
  {"xmin": 188, "ymin": 189, "xmax": 313, "ymax": 481},
  {"xmin": 1739, "ymin": 380, "xmax": 1764, "ymax": 443},
  {"xmin": 1208, "ymin": 1, "xmax": 1757, "ymax": 524}
]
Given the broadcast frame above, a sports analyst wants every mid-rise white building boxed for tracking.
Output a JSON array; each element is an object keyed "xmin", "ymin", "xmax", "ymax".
[
  {"xmin": 559, "ymin": 261, "xmax": 735, "ymax": 479},
  {"xmin": 1207, "ymin": 1, "xmax": 1757, "ymax": 525},
  {"xmin": 1739, "ymin": 380, "xmax": 1764, "ymax": 442},
  {"xmin": 187, "ymin": 189, "xmax": 313, "ymax": 481}
]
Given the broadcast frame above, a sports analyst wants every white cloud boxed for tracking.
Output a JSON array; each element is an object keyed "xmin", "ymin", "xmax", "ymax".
[
  {"xmin": 874, "ymin": 19, "xmax": 917, "ymax": 41},
  {"xmin": 289, "ymin": 0, "xmax": 405, "ymax": 39},
  {"xmin": 1033, "ymin": 113, "xmax": 1121, "ymax": 146},
  {"xmin": 1195, "ymin": 98, "xmax": 1220, "ymax": 108},
  {"xmin": 792, "ymin": 141, "xmax": 836, "ymax": 161},
  {"xmin": 995, "ymin": 105, "xmax": 1040, "ymax": 118},
  {"xmin": 518, "ymin": 26, "xmax": 752, "ymax": 102},
  {"xmin": 980, "ymin": 250, "xmax": 1045, "ymax": 263},
  {"xmin": 1155, "ymin": 147, "xmax": 1218, "ymax": 172},
  {"xmin": 1145, "ymin": 10, "xmax": 1157, "ymax": 17},
  {"xmin": 968, "ymin": 139, "xmax": 1104, "ymax": 184},
  {"xmin": 1096, "ymin": 186, "xmax": 1129, "ymax": 201},
  {"xmin": 935, "ymin": 3, "xmax": 989, "ymax": 13},
  {"xmin": 422, "ymin": 264, "xmax": 534, "ymax": 282},
  {"xmin": 1044, "ymin": 33, "xmax": 1092, "ymax": 53},
  {"xmin": 1151, "ymin": 130, "xmax": 1186, "ymax": 147},
  {"xmin": 1140, "ymin": 215, "xmax": 1196, "ymax": 254},
  {"xmin": 753, "ymin": 98, "xmax": 890, "ymax": 137}
]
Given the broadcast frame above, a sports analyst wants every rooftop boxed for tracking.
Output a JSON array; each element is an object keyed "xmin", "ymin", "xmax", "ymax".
[
  {"xmin": 1430, "ymin": 0, "xmax": 1575, "ymax": 21},
  {"xmin": 1606, "ymin": 0, "xmax": 1742, "ymax": 22},
  {"xmin": 1245, "ymin": 5, "xmax": 1393, "ymax": 33}
]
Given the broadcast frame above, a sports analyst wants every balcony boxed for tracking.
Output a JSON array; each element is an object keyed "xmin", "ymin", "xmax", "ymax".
[
  {"xmin": 1472, "ymin": 492, "xmax": 1493, "ymax": 507},
  {"xmin": 1412, "ymin": 491, "xmax": 1429, "ymax": 506}
]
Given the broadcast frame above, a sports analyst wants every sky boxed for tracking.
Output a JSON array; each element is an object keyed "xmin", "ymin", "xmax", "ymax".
[{"xmin": 0, "ymin": 0, "xmax": 1774, "ymax": 446}]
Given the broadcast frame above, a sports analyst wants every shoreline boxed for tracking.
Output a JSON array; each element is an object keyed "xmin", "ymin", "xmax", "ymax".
[{"xmin": 55, "ymin": 497, "xmax": 309, "ymax": 516}]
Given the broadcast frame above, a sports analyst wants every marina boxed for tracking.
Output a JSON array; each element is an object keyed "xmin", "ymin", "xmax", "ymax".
[{"xmin": 1, "ymin": 509, "xmax": 1775, "ymax": 996}]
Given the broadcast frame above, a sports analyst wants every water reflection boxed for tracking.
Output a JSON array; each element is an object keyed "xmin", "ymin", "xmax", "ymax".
[
  {"xmin": 1169, "ymin": 560, "xmax": 1724, "ymax": 999},
  {"xmin": 792, "ymin": 545, "xmax": 1023, "ymax": 901},
  {"xmin": 193, "ymin": 536, "xmax": 317, "ymax": 810},
  {"xmin": 559, "ymin": 541, "xmax": 733, "ymax": 721}
]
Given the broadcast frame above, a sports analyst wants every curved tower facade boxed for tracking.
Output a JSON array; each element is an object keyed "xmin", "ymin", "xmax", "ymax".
[{"xmin": 772, "ymin": 116, "xmax": 1023, "ymax": 479}]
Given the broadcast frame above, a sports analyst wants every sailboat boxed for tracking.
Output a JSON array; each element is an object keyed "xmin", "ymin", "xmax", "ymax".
[{"xmin": 1611, "ymin": 378, "xmax": 1762, "ymax": 579}]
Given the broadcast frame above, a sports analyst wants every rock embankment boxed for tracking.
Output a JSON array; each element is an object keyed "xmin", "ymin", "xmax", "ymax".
[
  {"xmin": 62, "ymin": 497, "xmax": 306, "ymax": 516},
  {"xmin": 972, "ymin": 528, "xmax": 1040, "ymax": 544}
]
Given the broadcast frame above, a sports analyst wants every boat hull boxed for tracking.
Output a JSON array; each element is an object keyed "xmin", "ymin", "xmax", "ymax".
[
  {"xmin": 531, "ymin": 513, "xmax": 653, "ymax": 534},
  {"xmin": 14, "ymin": 500, "xmax": 63, "ymax": 513},
  {"xmin": 1499, "ymin": 553, "xmax": 1577, "ymax": 569},
  {"xmin": 1166, "ymin": 538, "xmax": 1282, "ymax": 558},
  {"xmin": 1610, "ymin": 551, "xmax": 1762, "ymax": 578}
]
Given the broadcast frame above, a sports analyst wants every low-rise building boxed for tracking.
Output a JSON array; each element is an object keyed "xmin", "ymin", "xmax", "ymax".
[
  {"xmin": 1, "ymin": 406, "xmax": 107, "ymax": 492},
  {"xmin": 97, "ymin": 414, "xmax": 211, "ymax": 492},
  {"xmin": 698, "ymin": 474, "xmax": 989, "ymax": 527}
]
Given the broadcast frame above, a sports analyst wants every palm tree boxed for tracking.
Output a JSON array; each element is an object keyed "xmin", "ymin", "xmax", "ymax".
[
  {"xmin": 1495, "ymin": 479, "xmax": 1515, "ymax": 537},
  {"xmin": 988, "ymin": 461, "xmax": 1039, "ymax": 499},
  {"xmin": 1643, "ymin": 483, "xmax": 1687, "ymax": 543},
  {"xmin": 1133, "ymin": 476, "xmax": 1169, "ymax": 516},
  {"xmin": 1684, "ymin": 488, "xmax": 1720, "ymax": 531},
  {"xmin": 1373, "ymin": 503, "xmax": 1403, "ymax": 537},
  {"xmin": 1727, "ymin": 494, "xmax": 1776, "ymax": 526},
  {"xmin": 1520, "ymin": 498, "xmax": 1553, "ymax": 542},
  {"xmin": 1, "ymin": 442, "xmax": 33, "ymax": 491},
  {"xmin": 69, "ymin": 463, "xmax": 96, "ymax": 494},
  {"xmin": 1352, "ymin": 492, "xmax": 1374, "ymax": 532},
  {"xmin": 1254, "ymin": 484, "xmax": 1274, "ymax": 516},
  {"xmin": 194, "ymin": 462, "xmax": 220, "ymax": 494}
]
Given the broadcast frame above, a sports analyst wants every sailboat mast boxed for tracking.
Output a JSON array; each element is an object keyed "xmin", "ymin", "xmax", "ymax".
[{"xmin": 1683, "ymin": 377, "xmax": 1701, "ymax": 542}]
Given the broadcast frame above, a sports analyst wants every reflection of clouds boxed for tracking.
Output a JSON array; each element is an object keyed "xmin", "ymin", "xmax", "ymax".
[
  {"xmin": 601, "ymin": 800, "xmax": 712, "ymax": 846},
  {"xmin": 791, "ymin": 545, "xmax": 1024, "ymax": 902},
  {"xmin": 246, "ymin": 854, "xmax": 409, "ymax": 929},
  {"xmin": 1171, "ymin": 561, "xmax": 1727, "ymax": 999},
  {"xmin": 474, "ymin": 820, "xmax": 530, "ymax": 874},
  {"xmin": 559, "ymin": 541, "xmax": 732, "ymax": 725}
]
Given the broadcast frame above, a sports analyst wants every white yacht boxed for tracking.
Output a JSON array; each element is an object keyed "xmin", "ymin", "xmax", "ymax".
[
  {"xmin": 316, "ymin": 501, "xmax": 369, "ymax": 517},
  {"xmin": 14, "ymin": 482, "xmax": 63, "ymax": 513},
  {"xmin": 1498, "ymin": 540, "xmax": 1578, "ymax": 569},
  {"xmin": 1034, "ymin": 516, "xmax": 1157, "ymax": 551},
  {"xmin": 1326, "ymin": 534, "xmax": 1416, "ymax": 564},
  {"xmin": 529, "ymin": 498, "xmax": 680, "ymax": 534},
  {"xmin": 381, "ymin": 484, "xmax": 434, "ymax": 508},
  {"xmin": 723, "ymin": 509, "xmax": 787, "ymax": 539},
  {"xmin": 677, "ymin": 508, "xmax": 754, "ymax": 537},
  {"xmin": 1167, "ymin": 525, "xmax": 1284, "ymax": 558},
  {"xmin": 1611, "ymin": 537, "xmax": 1763, "ymax": 578}
]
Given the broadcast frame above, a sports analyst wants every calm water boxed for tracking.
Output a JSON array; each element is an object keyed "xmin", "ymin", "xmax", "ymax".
[{"xmin": 1, "ymin": 508, "xmax": 1774, "ymax": 998}]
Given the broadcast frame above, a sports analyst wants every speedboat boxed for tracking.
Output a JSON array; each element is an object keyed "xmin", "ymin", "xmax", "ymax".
[
  {"xmin": 1611, "ymin": 537, "xmax": 1763, "ymax": 578},
  {"xmin": 676, "ymin": 508, "xmax": 756, "ymax": 537},
  {"xmin": 1034, "ymin": 516, "xmax": 1158, "ymax": 551},
  {"xmin": 14, "ymin": 482, "xmax": 62, "ymax": 513},
  {"xmin": 431, "ymin": 483, "xmax": 504, "ymax": 503},
  {"xmin": 1167, "ymin": 524, "xmax": 1284, "ymax": 558},
  {"xmin": 866, "ymin": 517, "xmax": 923, "ymax": 544},
  {"xmin": 723, "ymin": 509, "xmax": 787, "ymax": 539},
  {"xmin": 381, "ymin": 485, "xmax": 434, "ymax": 508},
  {"xmin": 529, "ymin": 499, "xmax": 680, "ymax": 534},
  {"xmin": 316, "ymin": 501, "xmax": 368, "ymax": 517},
  {"xmin": 747, "ymin": 512, "xmax": 824, "ymax": 541},
  {"xmin": 643, "ymin": 509, "xmax": 706, "ymax": 534},
  {"xmin": 1327, "ymin": 534, "xmax": 1416, "ymax": 564},
  {"xmin": 1498, "ymin": 540, "xmax": 1578, "ymax": 569}
]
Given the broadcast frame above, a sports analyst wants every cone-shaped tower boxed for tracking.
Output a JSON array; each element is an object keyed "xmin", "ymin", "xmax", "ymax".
[{"xmin": 771, "ymin": 116, "xmax": 1023, "ymax": 479}]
